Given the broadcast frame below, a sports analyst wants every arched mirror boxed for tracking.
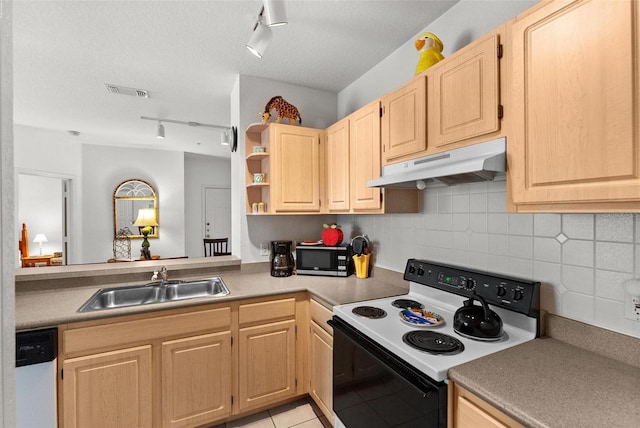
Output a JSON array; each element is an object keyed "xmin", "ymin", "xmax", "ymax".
[{"xmin": 113, "ymin": 179, "xmax": 158, "ymax": 239}]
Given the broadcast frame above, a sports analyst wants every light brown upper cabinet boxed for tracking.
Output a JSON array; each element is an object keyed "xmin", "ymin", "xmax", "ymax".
[
  {"xmin": 349, "ymin": 99, "xmax": 383, "ymax": 211},
  {"xmin": 325, "ymin": 100, "xmax": 418, "ymax": 214},
  {"xmin": 381, "ymin": 75, "xmax": 427, "ymax": 165},
  {"xmin": 325, "ymin": 118, "xmax": 351, "ymax": 212},
  {"xmin": 271, "ymin": 124, "xmax": 323, "ymax": 213},
  {"xmin": 428, "ymin": 31, "xmax": 502, "ymax": 151},
  {"xmin": 508, "ymin": 0, "xmax": 640, "ymax": 212},
  {"xmin": 245, "ymin": 123, "xmax": 323, "ymax": 214}
]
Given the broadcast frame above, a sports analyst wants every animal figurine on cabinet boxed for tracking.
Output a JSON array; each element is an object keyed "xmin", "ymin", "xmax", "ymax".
[
  {"xmin": 261, "ymin": 96, "xmax": 302, "ymax": 125},
  {"xmin": 414, "ymin": 32, "xmax": 444, "ymax": 75}
]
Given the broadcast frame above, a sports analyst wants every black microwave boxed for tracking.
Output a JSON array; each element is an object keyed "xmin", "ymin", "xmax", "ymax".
[{"xmin": 296, "ymin": 244, "xmax": 353, "ymax": 277}]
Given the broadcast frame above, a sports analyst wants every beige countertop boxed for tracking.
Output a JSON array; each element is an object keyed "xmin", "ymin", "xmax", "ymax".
[
  {"xmin": 15, "ymin": 261, "xmax": 409, "ymax": 330},
  {"xmin": 448, "ymin": 315, "xmax": 640, "ymax": 428},
  {"xmin": 18, "ymin": 261, "xmax": 640, "ymax": 428}
]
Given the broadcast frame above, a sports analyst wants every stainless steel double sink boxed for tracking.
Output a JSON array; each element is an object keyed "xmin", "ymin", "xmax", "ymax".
[{"xmin": 77, "ymin": 277, "xmax": 230, "ymax": 313}]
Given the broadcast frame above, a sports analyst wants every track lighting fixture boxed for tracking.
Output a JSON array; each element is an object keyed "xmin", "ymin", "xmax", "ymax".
[
  {"xmin": 140, "ymin": 116, "xmax": 238, "ymax": 152},
  {"xmin": 263, "ymin": 0, "xmax": 287, "ymax": 27},
  {"xmin": 156, "ymin": 121, "xmax": 165, "ymax": 139},
  {"xmin": 247, "ymin": 12, "xmax": 272, "ymax": 58},
  {"xmin": 247, "ymin": 1, "xmax": 287, "ymax": 58},
  {"xmin": 221, "ymin": 129, "xmax": 230, "ymax": 146}
]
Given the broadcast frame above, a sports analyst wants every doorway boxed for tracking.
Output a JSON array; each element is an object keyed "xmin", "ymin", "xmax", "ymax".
[
  {"xmin": 203, "ymin": 187, "xmax": 232, "ymax": 255},
  {"xmin": 17, "ymin": 172, "xmax": 71, "ymax": 265}
]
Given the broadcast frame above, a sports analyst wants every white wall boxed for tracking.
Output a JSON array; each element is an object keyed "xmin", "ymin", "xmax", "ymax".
[
  {"xmin": 184, "ymin": 153, "xmax": 231, "ymax": 257},
  {"xmin": 0, "ymin": 2, "xmax": 15, "ymax": 424},
  {"xmin": 81, "ymin": 144, "xmax": 186, "ymax": 263},
  {"xmin": 14, "ymin": 125, "xmax": 82, "ymax": 263},
  {"xmin": 336, "ymin": 0, "xmax": 640, "ymax": 339},
  {"xmin": 232, "ymin": 75, "xmax": 339, "ymax": 263}
]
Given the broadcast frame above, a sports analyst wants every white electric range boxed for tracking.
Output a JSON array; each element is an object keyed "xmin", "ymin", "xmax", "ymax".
[{"xmin": 330, "ymin": 259, "xmax": 540, "ymax": 428}]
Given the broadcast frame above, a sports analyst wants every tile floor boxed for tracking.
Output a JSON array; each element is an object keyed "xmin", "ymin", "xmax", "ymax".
[{"xmin": 212, "ymin": 397, "xmax": 332, "ymax": 428}]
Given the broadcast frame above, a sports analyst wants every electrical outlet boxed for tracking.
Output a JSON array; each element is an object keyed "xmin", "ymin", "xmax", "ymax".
[
  {"xmin": 260, "ymin": 242, "xmax": 270, "ymax": 257},
  {"xmin": 624, "ymin": 295, "xmax": 640, "ymax": 321}
]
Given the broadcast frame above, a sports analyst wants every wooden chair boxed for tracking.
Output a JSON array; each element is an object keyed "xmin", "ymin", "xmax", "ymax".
[
  {"xmin": 204, "ymin": 238, "xmax": 231, "ymax": 256},
  {"xmin": 19, "ymin": 223, "xmax": 29, "ymax": 260}
]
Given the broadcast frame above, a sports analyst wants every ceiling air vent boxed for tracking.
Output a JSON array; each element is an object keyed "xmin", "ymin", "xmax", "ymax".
[{"xmin": 105, "ymin": 84, "xmax": 149, "ymax": 98}]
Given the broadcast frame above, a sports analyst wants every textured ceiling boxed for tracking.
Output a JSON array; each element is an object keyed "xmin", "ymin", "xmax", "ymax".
[{"xmin": 13, "ymin": 0, "xmax": 458, "ymax": 158}]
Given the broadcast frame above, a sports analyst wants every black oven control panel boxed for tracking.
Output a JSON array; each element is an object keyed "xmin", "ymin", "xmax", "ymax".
[{"xmin": 404, "ymin": 259, "xmax": 540, "ymax": 317}]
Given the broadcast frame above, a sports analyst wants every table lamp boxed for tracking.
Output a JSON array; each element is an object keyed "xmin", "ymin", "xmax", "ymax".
[
  {"xmin": 33, "ymin": 234, "xmax": 48, "ymax": 256},
  {"xmin": 132, "ymin": 208, "xmax": 158, "ymax": 259}
]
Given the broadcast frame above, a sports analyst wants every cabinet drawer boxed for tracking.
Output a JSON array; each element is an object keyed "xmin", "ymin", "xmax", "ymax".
[
  {"xmin": 239, "ymin": 297, "xmax": 296, "ymax": 326},
  {"xmin": 63, "ymin": 307, "xmax": 231, "ymax": 356},
  {"xmin": 310, "ymin": 299, "xmax": 333, "ymax": 335}
]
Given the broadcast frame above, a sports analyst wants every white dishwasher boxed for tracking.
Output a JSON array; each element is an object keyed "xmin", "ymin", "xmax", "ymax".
[{"xmin": 16, "ymin": 328, "xmax": 57, "ymax": 428}]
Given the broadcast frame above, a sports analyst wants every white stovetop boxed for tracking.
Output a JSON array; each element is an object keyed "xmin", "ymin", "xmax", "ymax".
[{"xmin": 333, "ymin": 284, "xmax": 537, "ymax": 382}]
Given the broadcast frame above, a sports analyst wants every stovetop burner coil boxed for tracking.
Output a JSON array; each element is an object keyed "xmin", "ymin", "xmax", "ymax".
[
  {"xmin": 352, "ymin": 306, "xmax": 387, "ymax": 319},
  {"xmin": 402, "ymin": 331, "xmax": 465, "ymax": 355},
  {"xmin": 391, "ymin": 299, "xmax": 425, "ymax": 309}
]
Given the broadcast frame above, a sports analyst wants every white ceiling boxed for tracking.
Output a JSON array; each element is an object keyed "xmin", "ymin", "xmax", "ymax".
[{"xmin": 13, "ymin": 0, "xmax": 458, "ymax": 158}]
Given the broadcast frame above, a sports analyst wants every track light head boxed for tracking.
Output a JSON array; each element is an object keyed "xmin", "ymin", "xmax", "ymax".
[
  {"xmin": 221, "ymin": 129, "xmax": 230, "ymax": 146},
  {"xmin": 247, "ymin": 17, "xmax": 272, "ymax": 58},
  {"xmin": 263, "ymin": 0, "xmax": 287, "ymax": 27},
  {"xmin": 157, "ymin": 122, "xmax": 165, "ymax": 139}
]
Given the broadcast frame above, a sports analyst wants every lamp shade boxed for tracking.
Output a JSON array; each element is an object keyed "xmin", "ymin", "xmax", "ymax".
[
  {"xmin": 263, "ymin": 0, "xmax": 287, "ymax": 26},
  {"xmin": 33, "ymin": 234, "xmax": 48, "ymax": 244},
  {"xmin": 132, "ymin": 208, "xmax": 158, "ymax": 227},
  {"xmin": 247, "ymin": 21, "xmax": 272, "ymax": 58}
]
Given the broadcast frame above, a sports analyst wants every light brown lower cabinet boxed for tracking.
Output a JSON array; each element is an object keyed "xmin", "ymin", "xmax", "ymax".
[
  {"xmin": 238, "ymin": 319, "xmax": 297, "ymax": 412},
  {"xmin": 237, "ymin": 296, "xmax": 299, "ymax": 412},
  {"xmin": 58, "ymin": 294, "xmax": 306, "ymax": 428},
  {"xmin": 161, "ymin": 332, "xmax": 232, "ymax": 428},
  {"xmin": 62, "ymin": 345, "xmax": 153, "ymax": 428},
  {"xmin": 448, "ymin": 381, "xmax": 524, "ymax": 428},
  {"xmin": 308, "ymin": 299, "xmax": 334, "ymax": 424}
]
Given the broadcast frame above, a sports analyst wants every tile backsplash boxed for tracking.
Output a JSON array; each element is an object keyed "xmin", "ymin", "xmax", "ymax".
[{"xmin": 339, "ymin": 177, "xmax": 640, "ymax": 339}]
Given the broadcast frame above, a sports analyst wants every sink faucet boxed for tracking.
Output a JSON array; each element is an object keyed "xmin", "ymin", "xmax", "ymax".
[
  {"xmin": 150, "ymin": 266, "xmax": 168, "ymax": 285},
  {"xmin": 159, "ymin": 266, "xmax": 168, "ymax": 284}
]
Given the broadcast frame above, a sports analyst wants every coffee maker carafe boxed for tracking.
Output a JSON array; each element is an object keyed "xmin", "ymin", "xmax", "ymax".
[{"xmin": 271, "ymin": 241, "xmax": 294, "ymax": 277}]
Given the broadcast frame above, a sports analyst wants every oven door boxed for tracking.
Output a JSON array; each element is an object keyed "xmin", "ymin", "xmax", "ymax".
[{"xmin": 328, "ymin": 317, "xmax": 447, "ymax": 428}]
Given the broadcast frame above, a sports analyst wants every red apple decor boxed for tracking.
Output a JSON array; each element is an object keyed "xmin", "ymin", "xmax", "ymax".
[{"xmin": 322, "ymin": 223, "xmax": 343, "ymax": 246}]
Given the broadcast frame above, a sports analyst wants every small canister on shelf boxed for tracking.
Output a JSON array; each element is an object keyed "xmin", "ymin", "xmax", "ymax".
[
  {"xmin": 252, "ymin": 202, "xmax": 258, "ymax": 214},
  {"xmin": 258, "ymin": 202, "xmax": 265, "ymax": 213}
]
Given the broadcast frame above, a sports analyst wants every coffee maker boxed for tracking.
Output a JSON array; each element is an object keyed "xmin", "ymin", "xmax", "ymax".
[{"xmin": 271, "ymin": 241, "xmax": 295, "ymax": 277}]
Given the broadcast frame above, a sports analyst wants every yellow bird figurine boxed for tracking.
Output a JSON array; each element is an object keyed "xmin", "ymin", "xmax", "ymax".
[{"xmin": 414, "ymin": 32, "xmax": 444, "ymax": 75}]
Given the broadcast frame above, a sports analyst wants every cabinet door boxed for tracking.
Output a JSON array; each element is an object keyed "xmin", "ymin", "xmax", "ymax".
[
  {"xmin": 509, "ymin": 0, "xmax": 640, "ymax": 210},
  {"xmin": 309, "ymin": 321, "xmax": 333, "ymax": 423},
  {"xmin": 62, "ymin": 345, "xmax": 152, "ymax": 428},
  {"xmin": 326, "ymin": 119, "xmax": 350, "ymax": 212},
  {"xmin": 428, "ymin": 32, "xmax": 500, "ymax": 149},
  {"xmin": 456, "ymin": 396, "xmax": 509, "ymax": 428},
  {"xmin": 238, "ymin": 319, "xmax": 297, "ymax": 411},
  {"xmin": 161, "ymin": 332, "xmax": 232, "ymax": 428},
  {"xmin": 350, "ymin": 99, "xmax": 382, "ymax": 211},
  {"xmin": 272, "ymin": 125, "xmax": 322, "ymax": 212},
  {"xmin": 381, "ymin": 75, "xmax": 427, "ymax": 164},
  {"xmin": 450, "ymin": 382, "xmax": 524, "ymax": 428}
]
